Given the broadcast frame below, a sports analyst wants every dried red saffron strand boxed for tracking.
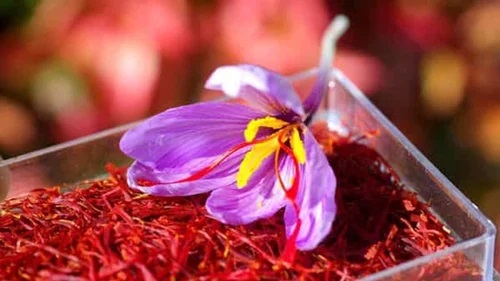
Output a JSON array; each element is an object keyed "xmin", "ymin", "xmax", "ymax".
[
  {"xmin": 275, "ymin": 129, "xmax": 303, "ymax": 263},
  {"xmin": 0, "ymin": 133, "xmax": 481, "ymax": 280}
]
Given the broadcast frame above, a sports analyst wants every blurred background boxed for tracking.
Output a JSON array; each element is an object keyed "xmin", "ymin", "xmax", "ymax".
[{"xmin": 0, "ymin": 0, "xmax": 499, "ymax": 268}]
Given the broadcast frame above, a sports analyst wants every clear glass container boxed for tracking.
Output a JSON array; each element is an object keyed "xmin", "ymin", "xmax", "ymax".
[{"xmin": 0, "ymin": 69, "xmax": 496, "ymax": 280}]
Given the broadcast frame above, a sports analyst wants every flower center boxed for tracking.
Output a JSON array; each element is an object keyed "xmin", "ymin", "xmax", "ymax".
[
  {"xmin": 236, "ymin": 116, "xmax": 306, "ymax": 189},
  {"xmin": 162, "ymin": 116, "xmax": 306, "ymax": 202}
]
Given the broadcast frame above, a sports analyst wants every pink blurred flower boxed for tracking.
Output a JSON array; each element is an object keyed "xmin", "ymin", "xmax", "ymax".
[
  {"xmin": 57, "ymin": 0, "xmax": 193, "ymax": 124},
  {"xmin": 336, "ymin": 50, "xmax": 384, "ymax": 95},
  {"xmin": 62, "ymin": 20, "xmax": 160, "ymax": 123},
  {"xmin": 214, "ymin": 0, "xmax": 329, "ymax": 74},
  {"xmin": 52, "ymin": 103, "xmax": 104, "ymax": 142},
  {"xmin": 69, "ymin": 0, "xmax": 193, "ymax": 59},
  {"xmin": 113, "ymin": 0, "xmax": 193, "ymax": 59}
]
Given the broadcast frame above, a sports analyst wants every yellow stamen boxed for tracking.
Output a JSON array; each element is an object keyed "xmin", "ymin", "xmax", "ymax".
[
  {"xmin": 289, "ymin": 127, "xmax": 306, "ymax": 164},
  {"xmin": 237, "ymin": 136, "xmax": 279, "ymax": 188},
  {"xmin": 244, "ymin": 117, "xmax": 289, "ymax": 142}
]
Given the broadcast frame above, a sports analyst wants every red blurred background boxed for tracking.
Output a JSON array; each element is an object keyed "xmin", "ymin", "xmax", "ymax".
[{"xmin": 1, "ymin": 0, "xmax": 500, "ymax": 269}]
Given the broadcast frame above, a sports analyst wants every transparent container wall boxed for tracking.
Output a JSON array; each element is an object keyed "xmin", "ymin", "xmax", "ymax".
[
  {"xmin": 0, "ymin": 126, "xmax": 133, "ymax": 200},
  {"xmin": 293, "ymin": 70, "xmax": 496, "ymax": 280},
  {"xmin": 0, "ymin": 70, "xmax": 496, "ymax": 280}
]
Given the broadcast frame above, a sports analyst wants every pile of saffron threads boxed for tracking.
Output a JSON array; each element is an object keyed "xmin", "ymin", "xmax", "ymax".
[{"xmin": 0, "ymin": 125, "xmax": 481, "ymax": 280}]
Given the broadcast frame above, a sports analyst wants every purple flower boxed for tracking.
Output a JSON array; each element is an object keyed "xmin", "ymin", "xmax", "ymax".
[{"xmin": 119, "ymin": 16, "xmax": 349, "ymax": 252}]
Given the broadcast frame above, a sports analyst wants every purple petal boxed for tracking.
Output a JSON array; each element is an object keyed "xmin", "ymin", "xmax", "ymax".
[
  {"xmin": 302, "ymin": 72, "xmax": 330, "ymax": 117},
  {"xmin": 284, "ymin": 130, "xmax": 337, "ymax": 250},
  {"xmin": 205, "ymin": 64, "xmax": 305, "ymax": 117},
  {"xmin": 120, "ymin": 102, "xmax": 265, "ymax": 171},
  {"xmin": 126, "ymin": 148, "xmax": 245, "ymax": 196},
  {"xmin": 206, "ymin": 154, "xmax": 293, "ymax": 225}
]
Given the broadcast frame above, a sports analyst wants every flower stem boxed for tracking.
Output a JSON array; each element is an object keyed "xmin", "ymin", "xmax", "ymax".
[{"xmin": 303, "ymin": 15, "xmax": 350, "ymax": 119}]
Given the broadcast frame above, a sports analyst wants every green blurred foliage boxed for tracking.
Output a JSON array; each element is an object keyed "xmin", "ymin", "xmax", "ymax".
[{"xmin": 0, "ymin": 0, "xmax": 38, "ymax": 32}]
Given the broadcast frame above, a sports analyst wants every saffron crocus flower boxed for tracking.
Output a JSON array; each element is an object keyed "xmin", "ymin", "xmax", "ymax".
[{"xmin": 120, "ymin": 16, "xmax": 349, "ymax": 252}]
